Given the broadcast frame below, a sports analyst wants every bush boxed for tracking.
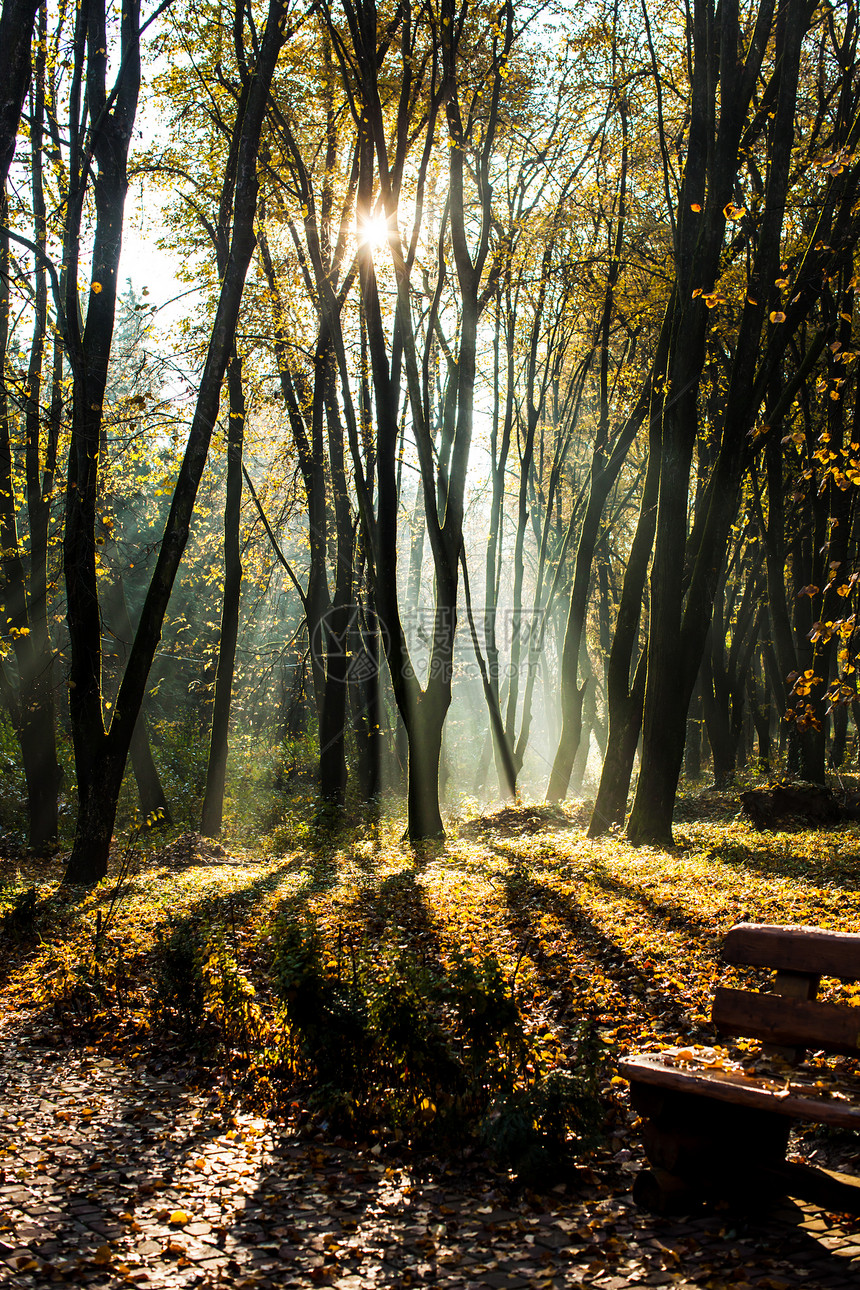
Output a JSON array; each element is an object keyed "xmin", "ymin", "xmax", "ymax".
[
  {"xmin": 480, "ymin": 1029, "xmax": 605, "ymax": 1185},
  {"xmin": 151, "ymin": 919, "xmax": 207, "ymax": 1038},
  {"xmin": 269, "ymin": 916, "xmax": 607, "ymax": 1177},
  {"xmin": 1, "ymin": 886, "xmax": 39, "ymax": 941},
  {"xmin": 151, "ymin": 918, "xmax": 267, "ymax": 1074},
  {"xmin": 0, "ymin": 714, "xmax": 28, "ymax": 842},
  {"xmin": 201, "ymin": 938, "xmax": 264, "ymax": 1062},
  {"xmin": 271, "ymin": 917, "xmax": 372, "ymax": 1097}
]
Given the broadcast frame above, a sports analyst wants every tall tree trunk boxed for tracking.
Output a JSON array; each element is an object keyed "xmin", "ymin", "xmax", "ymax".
[
  {"xmin": 103, "ymin": 573, "xmax": 171, "ymax": 823},
  {"xmin": 627, "ymin": 0, "xmax": 815, "ymax": 843},
  {"xmin": 129, "ymin": 710, "xmax": 170, "ymax": 822},
  {"xmin": 685, "ymin": 678, "xmax": 703, "ymax": 781},
  {"xmin": 317, "ymin": 367, "xmax": 354, "ymax": 806},
  {"xmin": 351, "ymin": 585, "xmax": 381, "ymax": 801},
  {"xmin": 0, "ymin": 11, "xmax": 62, "ymax": 848},
  {"xmin": 201, "ymin": 350, "xmax": 245, "ymax": 836},
  {"xmin": 405, "ymin": 690, "xmax": 447, "ymax": 839},
  {"xmin": 588, "ymin": 418, "xmax": 660, "ymax": 837},
  {"xmin": 701, "ymin": 647, "xmax": 736, "ymax": 789}
]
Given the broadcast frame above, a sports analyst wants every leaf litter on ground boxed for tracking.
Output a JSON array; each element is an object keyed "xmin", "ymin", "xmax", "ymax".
[{"xmin": 2, "ymin": 794, "xmax": 860, "ymax": 1286}]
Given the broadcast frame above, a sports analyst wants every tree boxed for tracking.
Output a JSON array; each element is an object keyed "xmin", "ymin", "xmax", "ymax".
[
  {"xmin": 627, "ymin": 0, "xmax": 860, "ymax": 844},
  {"xmin": 0, "ymin": 0, "xmax": 64, "ymax": 845},
  {"xmin": 62, "ymin": 0, "xmax": 293, "ymax": 882},
  {"xmin": 0, "ymin": 0, "xmax": 40, "ymax": 193}
]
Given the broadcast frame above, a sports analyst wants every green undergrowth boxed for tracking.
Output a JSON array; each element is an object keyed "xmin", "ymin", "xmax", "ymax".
[{"xmin": 3, "ymin": 797, "xmax": 860, "ymax": 1182}]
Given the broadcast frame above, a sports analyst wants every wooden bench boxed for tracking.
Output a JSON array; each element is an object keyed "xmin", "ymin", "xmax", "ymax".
[{"xmin": 619, "ymin": 923, "xmax": 860, "ymax": 1213}]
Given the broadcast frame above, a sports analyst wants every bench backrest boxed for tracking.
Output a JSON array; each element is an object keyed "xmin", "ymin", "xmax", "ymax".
[{"xmin": 712, "ymin": 923, "xmax": 860, "ymax": 1062}]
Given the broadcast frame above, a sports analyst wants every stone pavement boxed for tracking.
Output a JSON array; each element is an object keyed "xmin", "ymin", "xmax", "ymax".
[{"xmin": 1, "ymin": 1032, "xmax": 859, "ymax": 1289}]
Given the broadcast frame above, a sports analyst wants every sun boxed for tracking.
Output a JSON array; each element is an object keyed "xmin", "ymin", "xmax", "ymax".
[{"xmin": 357, "ymin": 210, "xmax": 392, "ymax": 250}]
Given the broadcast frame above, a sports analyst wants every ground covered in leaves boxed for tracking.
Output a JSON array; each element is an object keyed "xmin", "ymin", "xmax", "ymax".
[{"xmin": 2, "ymin": 793, "xmax": 860, "ymax": 1287}]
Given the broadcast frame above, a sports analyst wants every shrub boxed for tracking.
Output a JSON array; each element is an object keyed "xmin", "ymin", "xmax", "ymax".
[
  {"xmin": 1, "ymin": 886, "xmax": 39, "ymax": 942},
  {"xmin": 271, "ymin": 917, "xmax": 372, "ymax": 1099},
  {"xmin": 480, "ymin": 1026, "xmax": 605, "ymax": 1185},
  {"xmin": 151, "ymin": 919, "xmax": 207, "ymax": 1038},
  {"xmin": 151, "ymin": 917, "xmax": 268, "ymax": 1076},
  {"xmin": 0, "ymin": 714, "xmax": 28, "ymax": 842},
  {"xmin": 269, "ymin": 915, "xmax": 607, "ymax": 1177},
  {"xmin": 201, "ymin": 938, "xmax": 264, "ymax": 1062}
]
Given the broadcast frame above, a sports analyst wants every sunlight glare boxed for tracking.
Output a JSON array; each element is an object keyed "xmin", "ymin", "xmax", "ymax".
[{"xmin": 358, "ymin": 211, "xmax": 392, "ymax": 250}]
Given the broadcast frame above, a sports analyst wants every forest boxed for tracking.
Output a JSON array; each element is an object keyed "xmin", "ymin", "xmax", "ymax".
[
  {"xmin": 2, "ymin": 0, "xmax": 859, "ymax": 876},
  {"xmin": 2, "ymin": 0, "xmax": 860, "ymax": 1284}
]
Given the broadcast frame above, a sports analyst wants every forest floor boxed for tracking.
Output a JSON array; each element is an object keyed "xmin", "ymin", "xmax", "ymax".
[{"xmin": 1, "ymin": 790, "xmax": 860, "ymax": 1288}]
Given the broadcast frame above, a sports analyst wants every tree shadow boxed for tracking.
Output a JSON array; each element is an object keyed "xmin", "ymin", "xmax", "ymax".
[
  {"xmin": 585, "ymin": 865, "xmax": 731, "ymax": 947},
  {"xmin": 496, "ymin": 856, "xmax": 697, "ymax": 1035},
  {"xmin": 708, "ymin": 835, "xmax": 860, "ymax": 891}
]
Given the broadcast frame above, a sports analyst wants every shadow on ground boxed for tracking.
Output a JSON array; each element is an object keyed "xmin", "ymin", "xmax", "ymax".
[{"xmin": 2, "ymin": 1030, "xmax": 859, "ymax": 1289}]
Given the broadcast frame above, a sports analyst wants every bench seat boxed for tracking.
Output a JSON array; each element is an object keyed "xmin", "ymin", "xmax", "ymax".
[{"xmin": 620, "ymin": 1051, "xmax": 860, "ymax": 1131}]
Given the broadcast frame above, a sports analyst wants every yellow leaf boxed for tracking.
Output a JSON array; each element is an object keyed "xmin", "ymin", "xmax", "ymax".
[
  {"xmin": 770, "ymin": 311, "xmax": 786, "ymax": 323},
  {"xmin": 91, "ymin": 281, "xmax": 103, "ymax": 294},
  {"xmin": 169, "ymin": 1210, "xmax": 191, "ymax": 1225},
  {"xmin": 93, "ymin": 1245, "xmax": 113, "ymax": 1265}
]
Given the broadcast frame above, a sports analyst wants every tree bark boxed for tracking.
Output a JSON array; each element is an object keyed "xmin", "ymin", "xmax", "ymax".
[
  {"xmin": 588, "ymin": 412, "xmax": 660, "ymax": 837},
  {"xmin": 0, "ymin": 0, "xmax": 39, "ymax": 191},
  {"xmin": 201, "ymin": 350, "xmax": 245, "ymax": 836}
]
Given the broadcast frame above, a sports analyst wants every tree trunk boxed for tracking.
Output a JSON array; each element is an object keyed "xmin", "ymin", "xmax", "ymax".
[
  {"xmin": 589, "ymin": 650, "xmax": 647, "ymax": 836},
  {"xmin": 684, "ymin": 680, "xmax": 703, "ymax": 781},
  {"xmin": 626, "ymin": 355, "xmax": 699, "ymax": 848},
  {"xmin": 405, "ymin": 692, "xmax": 446, "ymax": 839},
  {"xmin": 201, "ymin": 350, "xmax": 245, "ymax": 836},
  {"xmin": 105, "ymin": 574, "xmax": 171, "ymax": 823},
  {"xmin": 589, "ymin": 397, "xmax": 661, "ymax": 837},
  {"xmin": 627, "ymin": 0, "xmax": 812, "ymax": 843},
  {"xmin": 701, "ymin": 648, "xmax": 736, "ymax": 788},
  {"xmin": 571, "ymin": 673, "xmax": 596, "ymax": 793},
  {"xmin": 0, "ymin": 0, "xmax": 39, "ymax": 190},
  {"xmin": 17, "ymin": 699, "xmax": 62, "ymax": 847},
  {"xmin": 0, "ymin": 221, "xmax": 62, "ymax": 848},
  {"xmin": 129, "ymin": 710, "xmax": 170, "ymax": 822},
  {"xmin": 318, "ymin": 370, "xmax": 354, "ymax": 806},
  {"xmin": 831, "ymin": 701, "xmax": 848, "ymax": 770},
  {"xmin": 748, "ymin": 651, "xmax": 771, "ymax": 770}
]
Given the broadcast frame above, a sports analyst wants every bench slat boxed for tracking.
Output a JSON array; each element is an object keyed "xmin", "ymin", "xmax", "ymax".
[
  {"xmin": 713, "ymin": 986, "xmax": 860, "ymax": 1056},
  {"xmin": 619, "ymin": 1053, "xmax": 860, "ymax": 1130},
  {"xmin": 723, "ymin": 923, "xmax": 860, "ymax": 979}
]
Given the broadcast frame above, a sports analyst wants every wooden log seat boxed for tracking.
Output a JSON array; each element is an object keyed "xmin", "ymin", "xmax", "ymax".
[{"xmin": 619, "ymin": 923, "xmax": 860, "ymax": 1213}]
